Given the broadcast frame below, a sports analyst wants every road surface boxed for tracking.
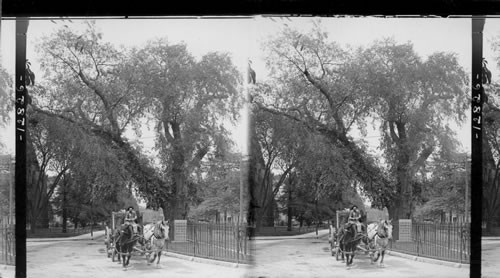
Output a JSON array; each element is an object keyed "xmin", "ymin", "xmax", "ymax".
[
  {"xmin": 2, "ymin": 232, "xmax": 477, "ymax": 278},
  {"xmin": 246, "ymin": 235, "xmax": 469, "ymax": 278},
  {"xmin": 25, "ymin": 235, "xmax": 249, "ymax": 278},
  {"xmin": 482, "ymin": 238, "xmax": 500, "ymax": 278}
]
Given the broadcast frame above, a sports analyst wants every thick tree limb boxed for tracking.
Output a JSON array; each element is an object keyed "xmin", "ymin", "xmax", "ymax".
[{"xmin": 256, "ymin": 104, "xmax": 391, "ymax": 206}]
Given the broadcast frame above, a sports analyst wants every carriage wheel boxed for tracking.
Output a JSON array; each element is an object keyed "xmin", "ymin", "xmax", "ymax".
[
  {"xmin": 111, "ymin": 244, "xmax": 117, "ymax": 262},
  {"xmin": 105, "ymin": 237, "xmax": 112, "ymax": 258},
  {"xmin": 106, "ymin": 244, "xmax": 111, "ymax": 258}
]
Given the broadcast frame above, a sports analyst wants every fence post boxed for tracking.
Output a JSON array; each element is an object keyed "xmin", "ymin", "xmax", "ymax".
[
  {"xmin": 193, "ymin": 223, "xmax": 196, "ymax": 256},
  {"xmin": 459, "ymin": 223, "xmax": 463, "ymax": 264},
  {"xmin": 416, "ymin": 224, "xmax": 420, "ymax": 256},
  {"xmin": 236, "ymin": 223, "xmax": 240, "ymax": 264},
  {"xmin": 208, "ymin": 223, "xmax": 216, "ymax": 257}
]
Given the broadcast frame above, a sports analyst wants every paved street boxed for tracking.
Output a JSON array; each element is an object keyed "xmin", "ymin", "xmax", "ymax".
[
  {"xmin": 247, "ymin": 232, "xmax": 469, "ymax": 278},
  {"xmin": 482, "ymin": 238, "xmax": 500, "ymax": 278},
  {"xmin": 1, "ymin": 231, "xmax": 477, "ymax": 278},
  {"xmin": 23, "ymin": 232, "xmax": 248, "ymax": 278}
]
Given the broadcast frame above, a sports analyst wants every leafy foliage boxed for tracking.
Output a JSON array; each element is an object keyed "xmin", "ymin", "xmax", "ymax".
[
  {"xmin": 254, "ymin": 23, "xmax": 468, "ymax": 220},
  {"xmin": 0, "ymin": 66, "xmax": 12, "ymax": 127},
  {"xmin": 30, "ymin": 21, "xmax": 243, "ymax": 225},
  {"xmin": 0, "ymin": 66, "xmax": 13, "ymax": 152},
  {"xmin": 127, "ymin": 39, "xmax": 242, "ymax": 219}
]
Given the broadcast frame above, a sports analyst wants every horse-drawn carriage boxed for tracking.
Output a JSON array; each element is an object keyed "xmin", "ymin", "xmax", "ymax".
[
  {"xmin": 104, "ymin": 209, "xmax": 169, "ymax": 269},
  {"xmin": 329, "ymin": 209, "xmax": 393, "ymax": 268}
]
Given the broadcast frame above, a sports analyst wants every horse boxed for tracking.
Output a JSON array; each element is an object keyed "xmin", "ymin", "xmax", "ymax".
[
  {"xmin": 338, "ymin": 222, "xmax": 363, "ymax": 268},
  {"xmin": 366, "ymin": 219, "xmax": 393, "ymax": 267},
  {"xmin": 116, "ymin": 223, "xmax": 140, "ymax": 269},
  {"xmin": 143, "ymin": 220, "xmax": 170, "ymax": 267}
]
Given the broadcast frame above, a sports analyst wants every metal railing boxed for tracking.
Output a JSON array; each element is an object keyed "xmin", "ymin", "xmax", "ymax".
[
  {"xmin": 389, "ymin": 221, "xmax": 470, "ymax": 264},
  {"xmin": 0, "ymin": 225, "xmax": 15, "ymax": 265},
  {"xmin": 165, "ymin": 222, "xmax": 253, "ymax": 264}
]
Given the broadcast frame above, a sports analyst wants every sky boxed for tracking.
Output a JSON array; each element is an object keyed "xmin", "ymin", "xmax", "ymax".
[{"xmin": 0, "ymin": 17, "xmax": 492, "ymax": 159}]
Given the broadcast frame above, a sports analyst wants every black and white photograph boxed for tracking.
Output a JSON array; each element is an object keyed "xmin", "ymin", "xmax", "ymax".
[{"xmin": 0, "ymin": 16, "xmax": 484, "ymax": 278}]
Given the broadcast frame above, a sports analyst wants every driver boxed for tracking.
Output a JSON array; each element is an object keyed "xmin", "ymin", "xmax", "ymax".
[
  {"xmin": 348, "ymin": 205, "xmax": 362, "ymax": 234},
  {"xmin": 124, "ymin": 206, "xmax": 139, "ymax": 235}
]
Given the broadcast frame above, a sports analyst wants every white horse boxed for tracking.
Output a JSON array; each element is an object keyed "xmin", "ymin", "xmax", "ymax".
[
  {"xmin": 366, "ymin": 219, "xmax": 393, "ymax": 267},
  {"xmin": 143, "ymin": 220, "xmax": 170, "ymax": 267}
]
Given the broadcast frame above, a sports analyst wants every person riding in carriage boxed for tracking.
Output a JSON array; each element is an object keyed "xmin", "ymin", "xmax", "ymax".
[
  {"xmin": 348, "ymin": 205, "xmax": 363, "ymax": 234},
  {"xmin": 124, "ymin": 206, "xmax": 140, "ymax": 235}
]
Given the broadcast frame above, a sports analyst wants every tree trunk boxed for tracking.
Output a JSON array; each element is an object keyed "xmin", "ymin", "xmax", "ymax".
[
  {"xmin": 396, "ymin": 166, "xmax": 412, "ymax": 220},
  {"xmin": 62, "ymin": 207, "xmax": 67, "ymax": 233},
  {"xmin": 62, "ymin": 178, "xmax": 67, "ymax": 233},
  {"xmin": 30, "ymin": 211, "xmax": 36, "ymax": 234},
  {"xmin": 287, "ymin": 187, "xmax": 292, "ymax": 231}
]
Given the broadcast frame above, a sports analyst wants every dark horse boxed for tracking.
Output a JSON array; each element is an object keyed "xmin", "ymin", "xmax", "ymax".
[
  {"xmin": 116, "ymin": 224, "xmax": 140, "ymax": 269},
  {"xmin": 338, "ymin": 222, "xmax": 363, "ymax": 268}
]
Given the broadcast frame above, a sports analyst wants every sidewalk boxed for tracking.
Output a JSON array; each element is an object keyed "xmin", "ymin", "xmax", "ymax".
[
  {"xmin": 0, "ymin": 264, "xmax": 15, "ymax": 278},
  {"xmin": 482, "ymin": 236, "xmax": 500, "ymax": 240},
  {"xmin": 253, "ymin": 229, "xmax": 330, "ymax": 240},
  {"xmin": 27, "ymin": 230, "xmax": 106, "ymax": 242},
  {"xmin": 386, "ymin": 250, "xmax": 470, "ymax": 269}
]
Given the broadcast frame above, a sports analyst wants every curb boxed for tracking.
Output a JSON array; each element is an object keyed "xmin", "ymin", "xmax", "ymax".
[
  {"xmin": 253, "ymin": 230, "xmax": 330, "ymax": 241},
  {"xmin": 27, "ymin": 232, "xmax": 106, "ymax": 242},
  {"xmin": 0, "ymin": 264, "xmax": 15, "ymax": 278},
  {"xmin": 482, "ymin": 237, "xmax": 500, "ymax": 241},
  {"xmin": 163, "ymin": 251, "xmax": 252, "ymax": 269},
  {"xmin": 386, "ymin": 250, "xmax": 470, "ymax": 269}
]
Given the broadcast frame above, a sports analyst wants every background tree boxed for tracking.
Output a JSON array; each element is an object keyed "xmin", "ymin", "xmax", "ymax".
[
  {"xmin": 278, "ymin": 133, "xmax": 364, "ymax": 229},
  {"xmin": 188, "ymin": 150, "xmax": 242, "ymax": 222},
  {"xmin": 0, "ymin": 66, "xmax": 12, "ymax": 152},
  {"xmin": 0, "ymin": 66, "xmax": 12, "ymax": 218},
  {"xmin": 483, "ymin": 84, "xmax": 500, "ymax": 232},
  {"xmin": 482, "ymin": 35, "xmax": 500, "ymax": 233},
  {"xmin": 253, "ymin": 25, "xmax": 392, "ymax": 217},
  {"xmin": 127, "ymin": 39, "xmax": 242, "ymax": 221},
  {"xmin": 28, "ymin": 108, "xmax": 132, "ymax": 232},
  {"xmin": 414, "ymin": 152, "xmax": 469, "ymax": 222},
  {"xmin": 249, "ymin": 108, "xmax": 310, "ymax": 227},
  {"xmin": 30, "ymin": 21, "xmax": 170, "ymax": 221},
  {"xmin": 254, "ymin": 24, "xmax": 468, "ymax": 221},
  {"xmin": 354, "ymin": 38, "xmax": 468, "ymax": 220},
  {"xmin": 30, "ymin": 22, "xmax": 244, "ymax": 235}
]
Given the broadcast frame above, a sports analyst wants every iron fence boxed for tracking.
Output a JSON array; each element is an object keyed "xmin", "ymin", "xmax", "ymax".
[
  {"xmin": 389, "ymin": 221, "xmax": 470, "ymax": 264},
  {"xmin": 0, "ymin": 225, "xmax": 15, "ymax": 265},
  {"xmin": 165, "ymin": 222, "xmax": 253, "ymax": 264}
]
